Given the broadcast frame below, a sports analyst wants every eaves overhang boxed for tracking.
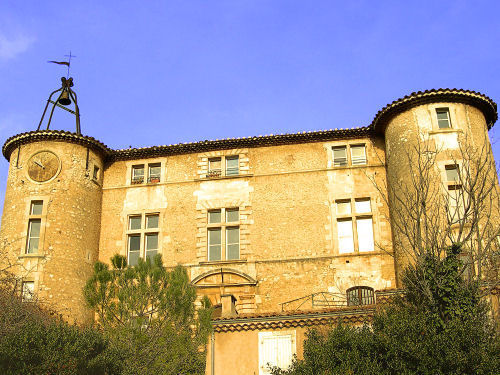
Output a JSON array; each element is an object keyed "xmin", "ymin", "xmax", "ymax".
[
  {"xmin": 2, "ymin": 130, "xmax": 111, "ymax": 160},
  {"xmin": 370, "ymin": 88, "xmax": 498, "ymax": 134},
  {"xmin": 2, "ymin": 127, "xmax": 373, "ymax": 162},
  {"xmin": 211, "ymin": 305, "xmax": 376, "ymax": 332}
]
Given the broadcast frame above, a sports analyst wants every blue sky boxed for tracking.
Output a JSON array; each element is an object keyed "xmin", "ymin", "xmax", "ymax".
[{"xmin": 0, "ymin": 1, "xmax": 499, "ymax": 221}]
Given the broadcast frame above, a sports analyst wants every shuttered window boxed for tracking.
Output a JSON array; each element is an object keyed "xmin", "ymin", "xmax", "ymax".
[
  {"xmin": 333, "ymin": 146, "xmax": 347, "ymax": 167},
  {"xmin": 258, "ymin": 331, "xmax": 296, "ymax": 375},
  {"xmin": 332, "ymin": 144, "xmax": 367, "ymax": 166},
  {"xmin": 350, "ymin": 145, "xmax": 367, "ymax": 165}
]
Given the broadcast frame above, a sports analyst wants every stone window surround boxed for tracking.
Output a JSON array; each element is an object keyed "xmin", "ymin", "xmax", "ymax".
[
  {"xmin": 207, "ymin": 207, "xmax": 240, "ymax": 261},
  {"xmin": 331, "ymin": 194, "xmax": 379, "ymax": 255},
  {"xmin": 125, "ymin": 159, "xmax": 166, "ymax": 185},
  {"xmin": 427, "ymin": 103, "xmax": 459, "ymax": 132},
  {"xmin": 123, "ymin": 210, "xmax": 164, "ymax": 265},
  {"xmin": 196, "ymin": 203, "xmax": 252, "ymax": 264},
  {"xmin": 437, "ymin": 159, "xmax": 465, "ymax": 190},
  {"xmin": 19, "ymin": 196, "xmax": 49, "ymax": 257},
  {"xmin": 197, "ymin": 149, "xmax": 250, "ymax": 180}
]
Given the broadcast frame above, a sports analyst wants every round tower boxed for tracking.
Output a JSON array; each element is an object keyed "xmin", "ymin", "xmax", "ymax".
[
  {"xmin": 371, "ymin": 89, "xmax": 498, "ymax": 285},
  {"xmin": 0, "ymin": 131, "xmax": 108, "ymax": 324},
  {"xmin": 0, "ymin": 77, "xmax": 109, "ymax": 324}
]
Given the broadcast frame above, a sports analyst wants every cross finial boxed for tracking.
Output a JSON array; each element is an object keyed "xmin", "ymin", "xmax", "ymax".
[{"xmin": 63, "ymin": 51, "xmax": 76, "ymax": 77}]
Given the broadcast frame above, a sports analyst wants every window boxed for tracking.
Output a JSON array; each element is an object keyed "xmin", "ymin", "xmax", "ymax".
[
  {"xmin": 131, "ymin": 163, "xmax": 162, "ymax": 184},
  {"xmin": 444, "ymin": 164, "xmax": 464, "ymax": 222},
  {"xmin": 445, "ymin": 164, "xmax": 460, "ymax": 184},
  {"xmin": 336, "ymin": 198, "xmax": 375, "ymax": 254},
  {"xmin": 207, "ymin": 155, "xmax": 239, "ymax": 178},
  {"xmin": 30, "ymin": 201, "xmax": 43, "ymax": 215},
  {"xmin": 332, "ymin": 145, "xmax": 366, "ymax": 167},
  {"xmin": 436, "ymin": 108, "xmax": 451, "ymax": 129},
  {"xmin": 26, "ymin": 201, "xmax": 43, "ymax": 254},
  {"xmin": 21, "ymin": 281, "xmax": 35, "ymax": 302},
  {"xmin": 333, "ymin": 146, "xmax": 347, "ymax": 167},
  {"xmin": 346, "ymin": 286, "xmax": 375, "ymax": 306},
  {"xmin": 207, "ymin": 208, "xmax": 240, "ymax": 261},
  {"xmin": 93, "ymin": 165, "xmax": 100, "ymax": 180},
  {"xmin": 258, "ymin": 331, "xmax": 296, "ymax": 375},
  {"xmin": 350, "ymin": 145, "xmax": 367, "ymax": 165},
  {"xmin": 208, "ymin": 158, "xmax": 222, "ymax": 177},
  {"xmin": 148, "ymin": 164, "xmax": 161, "ymax": 183},
  {"xmin": 226, "ymin": 156, "xmax": 239, "ymax": 176},
  {"xmin": 132, "ymin": 165, "xmax": 145, "ymax": 184},
  {"xmin": 127, "ymin": 213, "xmax": 160, "ymax": 266}
]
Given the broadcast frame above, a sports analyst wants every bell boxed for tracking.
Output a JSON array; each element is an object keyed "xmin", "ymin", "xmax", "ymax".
[{"xmin": 58, "ymin": 90, "xmax": 71, "ymax": 105}]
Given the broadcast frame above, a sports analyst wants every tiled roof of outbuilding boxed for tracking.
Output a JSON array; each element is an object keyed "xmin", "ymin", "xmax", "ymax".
[{"xmin": 211, "ymin": 305, "xmax": 375, "ymax": 332}]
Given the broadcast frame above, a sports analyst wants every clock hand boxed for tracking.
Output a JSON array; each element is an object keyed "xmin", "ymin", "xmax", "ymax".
[{"xmin": 34, "ymin": 160, "xmax": 45, "ymax": 169}]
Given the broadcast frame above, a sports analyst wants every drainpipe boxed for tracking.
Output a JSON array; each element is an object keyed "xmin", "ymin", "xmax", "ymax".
[{"xmin": 211, "ymin": 331, "xmax": 215, "ymax": 375}]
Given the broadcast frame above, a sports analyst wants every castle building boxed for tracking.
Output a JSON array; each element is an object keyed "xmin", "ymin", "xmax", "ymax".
[{"xmin": 0, "ymin": 87, "xmax": 498, "ymax": 375}]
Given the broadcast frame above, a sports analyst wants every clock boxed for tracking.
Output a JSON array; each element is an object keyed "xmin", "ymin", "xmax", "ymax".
[{"xmin": 27, "ymin": 151, "xmax": 61, "ymax": 182}]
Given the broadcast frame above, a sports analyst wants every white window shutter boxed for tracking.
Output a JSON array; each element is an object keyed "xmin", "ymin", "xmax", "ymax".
[{"xmin": 258, "ymin": 331, "xmax": 296, "ymax": 375}]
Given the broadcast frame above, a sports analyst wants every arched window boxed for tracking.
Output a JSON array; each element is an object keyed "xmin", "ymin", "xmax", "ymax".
[{"xmin": 346, "ymin": 286, "xmax": 375, "ymax": 306}]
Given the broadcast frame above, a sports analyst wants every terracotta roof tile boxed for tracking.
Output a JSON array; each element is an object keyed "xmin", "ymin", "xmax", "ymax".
[
  {"xmin": 2, "ymin": 88, "xmax": 496, "ymax": 161},
  {"xmin": 370, "ymin": 88, "xmax": 497, "ymax": 133}
]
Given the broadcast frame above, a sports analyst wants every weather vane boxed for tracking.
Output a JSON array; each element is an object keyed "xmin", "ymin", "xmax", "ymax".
[{"xmin": 48, "ymin": 51, "xmax": 76, "ymax": 78}]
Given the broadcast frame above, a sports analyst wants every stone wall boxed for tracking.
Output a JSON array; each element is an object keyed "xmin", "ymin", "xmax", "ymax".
[
  {"xmin": 99, "ymin": 137, "xmax": 395, "ymax": 313},
  {"xmin": 0, "ymin": 139, "xmax": 104, "ymax": 324}
]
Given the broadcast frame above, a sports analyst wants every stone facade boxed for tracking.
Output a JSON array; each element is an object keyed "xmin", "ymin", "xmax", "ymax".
[{"xmin": 0, "ymin": 88, "xmax": 498, "ymax": 374}]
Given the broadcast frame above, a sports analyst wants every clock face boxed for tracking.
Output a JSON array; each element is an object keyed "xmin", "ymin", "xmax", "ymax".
[{"xmin": 27, "ymin": 151, "xmax": 61, "ymax": 182}]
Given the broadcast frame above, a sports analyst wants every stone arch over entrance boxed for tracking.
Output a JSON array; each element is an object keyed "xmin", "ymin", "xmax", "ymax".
[{"xmin": 192, "ymin": 268, "xmax": 258, "ymax": 315}]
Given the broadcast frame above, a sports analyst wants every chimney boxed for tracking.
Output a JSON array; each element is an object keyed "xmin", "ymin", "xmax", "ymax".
[{"xmin": 221, "ymin": 294, "xmax": 237, "ymax": 317}]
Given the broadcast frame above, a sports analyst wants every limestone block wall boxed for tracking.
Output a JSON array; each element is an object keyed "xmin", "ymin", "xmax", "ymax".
[
  {"xmin": 0, "ymin": 139, "xmax": 104, "ymax": 324},
  {"xmin": 99, "ymin": 136, "xmax": 396, "ymax": 314}
]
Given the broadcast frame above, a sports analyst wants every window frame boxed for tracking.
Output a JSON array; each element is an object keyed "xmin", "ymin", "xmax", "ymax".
[
  {"xmin": 350, "ymin": 144, "xmax": 367, "ymax": 166},
  {"xmin": 25, "ymin": 200, "xmax": 45, "ymax": 255},
  {"xmin": 332, "ymin": 144, "xmax": 367, "ymax": 167},
  {"xmin": 131, "ymin": 162, "xmax": 162, "ymax": 185},
  {"xmin": 335, "ymin": 197, "xmax": 375, "ymax": 254},
  {"xmin": 346, "ymin": 286, "xmax": 375, "ymax": 306},
  {"xmin": 126, "ymin": 212, "xmax": 160, "ymax": 266},
  {"xmin": 148, "ymin": 163, "xmax": 161, "ymax": 183},
  {"xmin": 444, "ymin": 164, "xmax": 465, "ymax": 223},
  {"xmin": 207, "ymin": 207, "xmax": 240, "ymax": 261},
  {"xmin": 207, "ymin": 155, "xmax": 240, "ymax": 178},
  {"xmin": 21, "ymin": 280, "xmax": 35, "ymax": 302},
  {"xmin": 92, "ymin": 165, "xmax": 100, "ymax": 181},
  {"xmin": 131, "ymin": 165, "xmax": 145, "ymax": 184},
  {"xmin": 436, "ymin": 108, "xmax": 452, "ymax": 129}
]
